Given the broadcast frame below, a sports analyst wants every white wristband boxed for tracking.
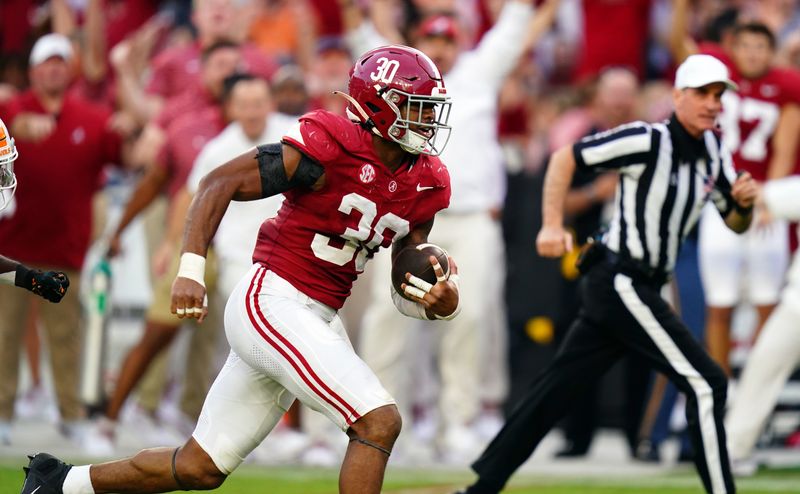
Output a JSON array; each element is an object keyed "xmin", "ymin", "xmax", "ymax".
[
  {"xmin": 434, "ymin": 273, "xmax": 461, "ymax": 321},
  {"xmin": 176, "ymin": 252, "xmax": 206, "ymax": 287}
]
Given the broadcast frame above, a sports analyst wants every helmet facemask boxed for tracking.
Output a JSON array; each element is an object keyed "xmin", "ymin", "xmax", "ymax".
[
  {"xmin": 0, "ymin": 136, "xmax": 17, "ymax": 212},
  {"xmin": 383, "ymin": 88, "xmax": 451, "ymax": 156}
]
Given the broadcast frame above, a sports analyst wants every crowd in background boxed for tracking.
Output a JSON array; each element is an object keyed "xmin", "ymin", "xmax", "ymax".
[{"xmin": 2, "ymin": 0, "xmax": 800, "ymax": 470}]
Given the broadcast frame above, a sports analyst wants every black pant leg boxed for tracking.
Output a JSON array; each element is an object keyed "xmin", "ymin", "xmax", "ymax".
[
  {"xmin": 471, "ymin": 315, "xmax": 623, "ymax": 492},
  {"xmin": 608, "ymin": 272, "xmax": 734, "ymax": 494}
]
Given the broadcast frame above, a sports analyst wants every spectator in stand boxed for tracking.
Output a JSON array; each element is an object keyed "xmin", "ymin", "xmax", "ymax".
[
  {"xmin": 270, "ymin": 65, "xmax": 311, "ymax": 118},
  {"xmin": 548, "ymin": 67, "xmax": 651, "ymax": 459},
  {"xmin": 0, "ymin": 33, "xmax": 124, "ymax": 444},
  {"xmin": 572, "ymin": 0, "xmax": 653, "ymax": 82},
  {"xmin": 117, "ymin": 0, "xmax": 278, "ymax": 127},
  {"xmin": 83, "ymin": 41, "xmax": 241, "ymax": 455},
  {"xmin": 306, "ymin": 39, "xmax": 353, "ymax": 115},
  {"xmin": 247, "ymin": 0, "xmax": 318, "ymax": 71},
  {"xmin": 671, "ymin": 2, "xmax": 800, "ymax": 376}
]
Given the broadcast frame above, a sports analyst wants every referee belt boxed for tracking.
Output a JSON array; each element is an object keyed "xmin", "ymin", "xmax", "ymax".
[{"xmin": 601, "ymin": 247, "xmax": 670, "ymax": 286}]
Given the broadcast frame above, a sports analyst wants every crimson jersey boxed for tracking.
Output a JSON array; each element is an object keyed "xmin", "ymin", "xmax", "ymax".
[
  {"xmin": 252, "ymin": 110, "xmax": 451, "ymax": 309},
  {"xmin": 701, "ymin": 43, "xmax": 800, "ymax": 181}
]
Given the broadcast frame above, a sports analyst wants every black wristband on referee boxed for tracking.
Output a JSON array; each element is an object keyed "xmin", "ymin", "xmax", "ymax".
[{"xmin": 733, "ymin": 202, "xmax": 753, "ymax": 216}]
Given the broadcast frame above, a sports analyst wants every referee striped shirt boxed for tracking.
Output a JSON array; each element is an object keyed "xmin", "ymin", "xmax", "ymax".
[{"xmin": 572, "ymin": 114, "xmax": 737, "ymax": 276}]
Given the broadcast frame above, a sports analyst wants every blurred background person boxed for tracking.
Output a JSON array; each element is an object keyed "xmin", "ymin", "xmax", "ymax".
[
  {"xmin": 0, "ymin": 33, "xmax": 125, "ymax": 445},
  {"xmin": 547, "ymin": 67, "xmax": 651, "ymax": 459}
]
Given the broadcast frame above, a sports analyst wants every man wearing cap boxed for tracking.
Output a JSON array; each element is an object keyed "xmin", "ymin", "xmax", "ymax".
[
  {"xmin": 346, "ymin": 0, "xmax": 559, "ymax": 462},
  {"xmin": 0, "ymin": 33, "xmax": 123, "ymax": 442},
  {"xmin": 455, "ymin": 54, "xmax": 755, "ymax": 494}
]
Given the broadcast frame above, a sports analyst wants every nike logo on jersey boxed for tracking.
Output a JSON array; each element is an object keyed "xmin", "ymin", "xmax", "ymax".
[{"xmin": 416, "ymin": 184, "xmax": 435, "ymax": 192}]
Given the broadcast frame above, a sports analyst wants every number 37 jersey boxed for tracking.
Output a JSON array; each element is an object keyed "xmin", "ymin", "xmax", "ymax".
[{"xmin": 253, "ymin": 110, "xmax": 451, "ymax": 309}]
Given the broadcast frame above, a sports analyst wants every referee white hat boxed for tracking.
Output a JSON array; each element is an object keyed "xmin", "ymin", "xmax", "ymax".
[{"xmin": 675, "ymin": 54, "xmax": 738, "ymax": 92}]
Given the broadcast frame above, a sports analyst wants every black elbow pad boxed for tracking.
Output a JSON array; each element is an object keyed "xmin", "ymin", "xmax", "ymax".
[{"xmin": 256, "ymin": 143, "xmax": 324, "ymax": 198}]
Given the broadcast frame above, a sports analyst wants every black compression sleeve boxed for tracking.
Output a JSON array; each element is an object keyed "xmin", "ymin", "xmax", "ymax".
[{"xmin": 255, "ymin": 143, "xmax": 324, "ymax": 198}]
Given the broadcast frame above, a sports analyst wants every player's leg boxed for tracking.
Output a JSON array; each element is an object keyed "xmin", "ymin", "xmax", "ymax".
[
  {"xmin": 105, "ymin": 251, "xmax": 187, "ymax": 422},
  {"xmin": 746, "ymin": 219, "xmax": 788, "ymax": 341},
  {"xmin": 699, "ymin": 205, "xmax": 743, "ymax": 376},
  {"xmin": 612, "ymin": 273, "xmax": 733, "ymax": 494},
  {"xmin": 37, "ymin": 269, "xmax": 84, "ymax": 431},
  {"xmin": 430, "ymin": 213, "xmax": 485, "ymax": 447},
  {"xmin": 239, "ymin": 266, "xmax": 400, "ymax": 493},
  {"xmin": 104, "ymin": 321, "xmax": 180, "ymax": 421},
  {"xmin": 466, "ymin": 315, "xmax": 623, "ymax": 494},
  {"xmin": 0, "ymin": 284, "xmax": 30, "ymax": 441},
  {"xmin": 726, "ymin": 255, "xmax": 800, "ymax": 464}
]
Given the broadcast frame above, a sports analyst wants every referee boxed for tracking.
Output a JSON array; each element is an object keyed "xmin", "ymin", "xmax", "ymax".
[{"xmin": 457, "ymin": 54, "xmax": 756, "ymax": 494}]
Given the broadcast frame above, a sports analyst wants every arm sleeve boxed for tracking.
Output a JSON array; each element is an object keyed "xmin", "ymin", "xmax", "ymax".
[
  {"xmin": 763, "ymin": 176, "xmax": 800, "ymax": 220},
  {"xmin": 466, "ymin": 1, "xmax": 535, "ymax": 89},
  {"xmin": 572, "ymin": 121, "xmax": 654, "ymax": 171}
]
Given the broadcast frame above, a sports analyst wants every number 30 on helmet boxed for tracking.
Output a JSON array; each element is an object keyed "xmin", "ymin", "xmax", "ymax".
[
  {"xmin": 339, "ymin": 45, "xmax": 452, "ymax": 156},
  {"xmin": 0, "ymin": 117, "xmax": 18, "ymax": 212}
]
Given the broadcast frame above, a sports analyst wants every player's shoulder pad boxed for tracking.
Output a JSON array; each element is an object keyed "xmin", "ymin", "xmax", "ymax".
[
  {"xmin": 283, "ymin": 110, "xmax": 363, "ymax": 164},
  {"xmin": 417, "ymin": 155, "xmax": 451, "ymax": 190}
]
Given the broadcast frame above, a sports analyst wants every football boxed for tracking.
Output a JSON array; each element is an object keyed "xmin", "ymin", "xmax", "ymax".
[{"xmin": 391, "ymin": 243, "xmax": 450, "ymax": 299}]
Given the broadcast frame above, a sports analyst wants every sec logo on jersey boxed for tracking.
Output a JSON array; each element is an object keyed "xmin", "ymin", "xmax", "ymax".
[{"xmin": 359, "ymin": 163, "xmax": 375, "ymax": 184}]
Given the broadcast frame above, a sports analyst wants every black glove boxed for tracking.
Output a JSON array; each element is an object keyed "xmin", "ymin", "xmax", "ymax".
[{"xmin": 14, "ymin": 265, "xmax": 70, "ymax": 303}]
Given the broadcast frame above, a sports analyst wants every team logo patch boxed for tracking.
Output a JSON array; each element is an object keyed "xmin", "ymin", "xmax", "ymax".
[
  {"xmin": 360, "ymin": 163, "xmax": 376, "ymax": 184},
  {"xmin": 388, "ymin": 180, "xmax": 397, "ymax": 192}
]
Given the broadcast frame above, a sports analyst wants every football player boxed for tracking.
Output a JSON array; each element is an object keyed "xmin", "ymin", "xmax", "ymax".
[
  {"xmin": 0, "ymin": 117, "xmax": 68, "ymax": 303},
  {"xmin": 21, "ymin": 45, "xmax": 460, "ymax": 494}
]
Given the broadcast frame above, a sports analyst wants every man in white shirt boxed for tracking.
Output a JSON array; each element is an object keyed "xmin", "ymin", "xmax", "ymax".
[
  {"xmin": 347, "ymin": 0, "xmax": 559, "ymax": 461},
  {"xmin": 725, "ymin": 176, "xmax": 800, "ymax": 475},
  {"xmin": 184, "ymin": 75, "xmax": 294, "ymax": 297}
]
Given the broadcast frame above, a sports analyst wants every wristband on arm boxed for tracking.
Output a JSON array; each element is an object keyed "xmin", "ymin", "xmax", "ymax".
[
  {"xmin": 391, "ymin": 284, "xmax": 433, "ymax": 320},
  {"xmin": 176, "ymin": 253, "xmax": 206, "ymax": 287}
]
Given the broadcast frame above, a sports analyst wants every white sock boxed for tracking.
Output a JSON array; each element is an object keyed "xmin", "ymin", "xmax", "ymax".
[{"xmin": 62, "ymin": 465, "xmax": 95, "ymax": 494}]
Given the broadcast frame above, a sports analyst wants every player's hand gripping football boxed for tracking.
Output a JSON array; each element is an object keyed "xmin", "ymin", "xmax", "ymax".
[
  {"xmin": 170, "ymin": 277, "xmax": 208, "ymax": 323},
  {"xmin": 401, "ymin": 256, "xmax": 459, "ymax": 319},
  {"xmin": 536, "ymin": 224, "xmax": 574, "ymax": 258},
  {"xmin": 16, "ymin": 268, "xmax": 69, "ymax": 303}
]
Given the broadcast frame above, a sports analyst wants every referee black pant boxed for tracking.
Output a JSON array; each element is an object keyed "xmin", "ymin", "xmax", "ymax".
[{"xmin": 471, "ymin": 261, "xmax": 734, "ymax": 494}]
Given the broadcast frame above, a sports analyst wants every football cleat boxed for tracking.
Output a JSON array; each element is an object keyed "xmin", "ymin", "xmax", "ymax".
[{"xmin": 20, "ymin": 453, "xmax": 71, "ymax": 494}]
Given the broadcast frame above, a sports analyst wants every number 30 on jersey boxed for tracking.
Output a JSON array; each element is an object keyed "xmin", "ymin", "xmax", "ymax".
[{"xmin": 311, "ymin": 193, "xmax": 409, "ymax": 271}]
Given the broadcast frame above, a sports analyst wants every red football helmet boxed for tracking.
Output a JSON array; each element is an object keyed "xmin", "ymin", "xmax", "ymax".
[
  {"xmin": 340, "ymin": 45, "xmax": 452, "ymax": 156},
  {"xmin": 0, "ymin": 118, "xmax": 18, "ymax": 212}
]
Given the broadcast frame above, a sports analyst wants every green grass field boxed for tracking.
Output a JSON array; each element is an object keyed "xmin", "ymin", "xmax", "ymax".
[{"xmin": 3, "ymin": 463, "xmax": 800, "ymax": 493}]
